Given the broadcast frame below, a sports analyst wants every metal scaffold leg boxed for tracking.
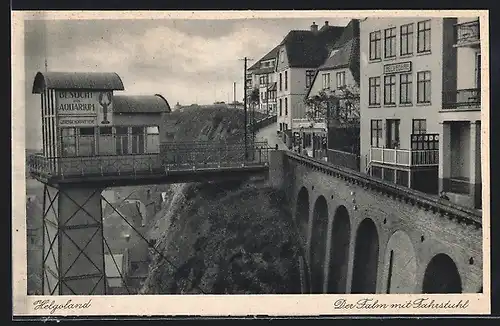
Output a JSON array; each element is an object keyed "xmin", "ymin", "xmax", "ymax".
[{"xmin": 42, "ymin": 184, "xmax": 106, "ymax": 295}]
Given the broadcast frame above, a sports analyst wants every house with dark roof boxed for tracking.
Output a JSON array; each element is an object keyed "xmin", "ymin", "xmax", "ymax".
[
  {"xmin": 296, "ymin": 19, "xmax": 360, "ymax": 163},
  {"xmin": 274, "ymin": 21, "xmax": 345, "ymax": 145},
  {"xmin": 247, "ymin": 45, "xmax": 280, "ymax": 115}
]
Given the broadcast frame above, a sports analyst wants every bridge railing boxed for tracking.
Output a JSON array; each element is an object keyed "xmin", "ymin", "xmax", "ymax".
[
  {"xmin": 27, "ymin": 140, "xmax": 270, "ymax": 181},
  {"xmin": 285, "ymin": 151, "xmax": 481, "ymax": 226}
]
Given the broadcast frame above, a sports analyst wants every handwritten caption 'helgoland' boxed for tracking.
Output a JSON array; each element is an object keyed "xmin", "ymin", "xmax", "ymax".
[
  {"xmin": 33, "ymin": 299, "xmax": 92, "ymax": 315},
  {"xmin": 334, "ymin": 298, "xmax": 470, "ymax": 310}
]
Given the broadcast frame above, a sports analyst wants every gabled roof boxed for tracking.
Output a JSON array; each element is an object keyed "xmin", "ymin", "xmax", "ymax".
[
  {"xmin": 318, "ymin": 38, "xmax": 358, "ymax": 71},
  {"xmin": 248, "ymin": 44, "xmax": 280, "ymax": 75},
  {"xmin": 113, "ymin": 94, "xmax": 171, "ymax": 114},
  {"xmin": 32, "ymin": 71, "xmax": 124, "ymax": 93},
  {"xmin": 280, "ymin": 25, "xmax": 344, "ymax": 68}
]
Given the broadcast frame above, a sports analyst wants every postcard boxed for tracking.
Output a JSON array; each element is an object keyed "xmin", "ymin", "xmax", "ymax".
[{"xmin": 11, "ymin": 9, "xmax": 490, "ymax": 317}]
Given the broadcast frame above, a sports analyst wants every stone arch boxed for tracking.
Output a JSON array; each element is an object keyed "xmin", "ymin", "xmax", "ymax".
[
  {"xmin": 295, "ymin": 186, "xmax": 309, "ymax": 245},
  {"xmin": 351, "ymin": 218, "xmax": 380, "ymax": 294},
  {"xmin": 327, "ymin": 205, "xmax": 351, "ymax": 293},
  {"xmin": 309, "ymin": 195, "xmax": 329, "ymax": 293},
  {"xmin": 422, "ymin": 253, "xmax": 462, "ymax": 293},
  {"xmin": 384, "ymin": 230, "xmax": 417, "ymax": 293}
]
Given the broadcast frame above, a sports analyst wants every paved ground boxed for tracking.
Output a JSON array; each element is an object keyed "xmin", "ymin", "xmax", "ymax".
[{"xmin": 255, "ymin": 124, "xmax": 288, "ymax": 150}]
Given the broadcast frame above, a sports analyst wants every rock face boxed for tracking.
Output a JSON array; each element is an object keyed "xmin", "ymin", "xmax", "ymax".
[
  {"xmin": 139, "ymin": 107, "xmax": 303, "ymax": 294},
  {"xmin": 142, "ymin": 181, "xmax": 303, "ymax": 294}
]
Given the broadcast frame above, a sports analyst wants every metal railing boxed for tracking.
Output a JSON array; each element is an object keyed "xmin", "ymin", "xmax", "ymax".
[
  {"xmin": 455, "ymin": 20, "xmax": 480, "ymax": 46},
  {"xmin": 28, "ymin": 141, "xmax": 270, "ymax": 181},
  {"xmin": 370, "ymin": 147, "xmax": 439, "ymax": 167},
  {"xmin": 442, "ymin": 89, "xmax": 481, "ymax": 110}
]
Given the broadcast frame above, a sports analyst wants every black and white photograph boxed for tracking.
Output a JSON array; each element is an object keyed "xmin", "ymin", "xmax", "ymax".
[{"xmin": 13, "ymin": 10, "xmax": 489, "ymax": 316}]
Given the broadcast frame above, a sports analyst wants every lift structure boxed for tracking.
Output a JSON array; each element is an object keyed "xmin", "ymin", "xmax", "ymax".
[{"xmin": 28, "ymin": 71, "xmax": 270, "ymax": 295}]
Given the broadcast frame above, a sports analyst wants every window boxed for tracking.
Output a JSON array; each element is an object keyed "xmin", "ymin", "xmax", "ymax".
[
  {"xmin": 417, "ymin": 20, "xmax": 431, "ymax": 53},
  {"xmin": 259, "ymin": 75, "xmax": 269, "ymax": 85},
  {"xmin": 400, "ymin": 23, "xmax": 414, "ymax": 56},
  {"xmin": 115, "ymin": 127, "xmax": 129, "ymax": 155},
  {"xmin": 336, "ymin": 71, "xmax": 346, "ymax": 89},
  {"xmin": 280, "ymin": 49, "xmax": 285, "ymax": 63},
  {"xmin": 384, "ymin": 27, "xmax": 396, "ymax": 58},
  {"xmin": 306, "ymin": 70, "xmax": 315, "ymax": 88},
  {"xmin": 383, "ymin": 168, "xmax": 395, "ymax": 183},
  {"xmin": 412, "ymin": 119, "xmax": 427, "ymax": 134},
  {"xmin": 285, "ymin": 98, "xmax": 288, "ymax": 116},
  {"xmin": 386, "ymin": 119, "xmax": 400, "ymax": 149},
  {"xmin": 369, "ymin": 31, "xmax": 382, "ymax": 60},
  {"xmin": 284, "ymin": 71, "xmax": 288, "ymax": 91},
  {"xmin": 372, "ymin": 166, "xmax": 382, "ymax": 179},
  {"xmin": 384, "ymin": 75, "xmax": 396, "ymax": 105},
  {"xmin": 322, "ymin": 73, "xmax": 331, "ymax": 90},
  {"xmin": 417, "ymin": 71, "xmax": 431, "ymax": 103},
  {"xmin": 279, "ymin": 73, "xmax": 282, "ymax": 91},
  {"xmin": 371, "ymin": 119, "xmax": 383, "ymax": 147},
  {"xmin": 98, "ymin": 127, "xmax": 114, "ymax": 155},
  {"xmin": 146, "ymin": 126, "xmax": 160, "ymax": 153},
  {"xmin": 279, "ymin": 99, "xmax": 282, "ymax": 116},
  {"xmin": 61, "ymin": 128, "xmax": 76, "ymax": 157},
  {"xmin": 400, "ymin": 73, "xmax": 413, "ymax": 104},
  {"xmin": 77, "ymin": 127, "xmax": 95, "ymax": 156},
  {"xmin": 369, "ymin": 77, "xmax": 381, "ymax": 106},
  {"xmin": 131, "ymin": 127, "xmax": 145, "ymax": 154}
]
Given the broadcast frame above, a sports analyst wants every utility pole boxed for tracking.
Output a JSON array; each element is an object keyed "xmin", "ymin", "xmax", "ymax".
[
  {"xmin": 239, "ymin": 57, "xmax": 253, "ymax": 159},
  {"xmin": 233, "ymin": 82, "xmax": 236, "ymax": 110}
]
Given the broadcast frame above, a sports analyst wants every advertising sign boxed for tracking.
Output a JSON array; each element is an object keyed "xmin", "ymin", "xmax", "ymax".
[
  {"xmin": 57, "ymin": 91, "xmax": 99, "ymax": 115},
  {"xmin": 58, "ymin": 116, "xmax": 97, "ymax": 127},
  {"xmin": 56, "ymin": 90, "xmax": 113, "ymax": 127},
  {"xmin": 384, "ymin": 61, "xmax": 412, "ymax": 74}
]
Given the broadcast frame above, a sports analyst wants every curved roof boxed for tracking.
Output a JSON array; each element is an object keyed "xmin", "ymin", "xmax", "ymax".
[
  {"xmin": 32, "ymin": 71, "xmax": 125, "ymax": 93},
  {"xmin": 113, "ymin": 94, "xmax": 171, "ymax": 114}
]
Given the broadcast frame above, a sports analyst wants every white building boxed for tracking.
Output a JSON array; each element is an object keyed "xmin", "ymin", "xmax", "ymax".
[
  {"xmin": 360, "ymin": 17, "xmax": 457, "ymax": 194},
  {"xmin": 275, "ymin": 21, "xmax": 345, "ymax": 145},
  {"xmin": 247, "ymin": 46, "xmax": 280, "ymax": 115},
  {"xmin": 439, "ymin": 17, "xmax": 482, "ymax": 209}
]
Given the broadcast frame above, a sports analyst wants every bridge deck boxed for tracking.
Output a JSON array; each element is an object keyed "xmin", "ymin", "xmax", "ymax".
[{"xmin": 28, "ymin": 141, "xmax": 270, "ymax": 187}]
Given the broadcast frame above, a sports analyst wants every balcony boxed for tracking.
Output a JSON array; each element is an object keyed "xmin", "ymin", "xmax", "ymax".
[
  {"xmin": 454, "ymin": 20, "xmax": 480, "ymax": 48},
  {"xmin": 442, "ymin": 88, "xmax": 481, "ymax": 111},
  {"xmin": 370, "ymin": 147, "xmax": 438, "ymax": 167}
]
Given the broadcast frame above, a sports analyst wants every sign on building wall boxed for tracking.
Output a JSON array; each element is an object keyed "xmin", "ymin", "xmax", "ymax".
[
  {"xmin": 384, "ymin": 61, "xmax": 412, "ymax": 74},
  {"xmin": 56, "ymin": 90, "xmax": 113, "ymax": 127}
]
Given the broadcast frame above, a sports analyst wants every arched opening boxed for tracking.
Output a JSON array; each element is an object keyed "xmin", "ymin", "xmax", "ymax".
[
  {"xmin": 295, "ymin": 187, "xmax": 309, "ymax": 246},
  {"xmin": 309, "ymin": 195, "xmax": 328, "ymax": 293},
  {"xmin": 422, "ymin": 253, "xmax": 462, "ymax": 293},
  {"xmin": 351, "ymin": 218, "xmax": 379, "ymax": 294},
  {"xmin": 327, "ymin": 205, "xmax": 351, "ymax": 293},
  {"xmin": 384, "ymin": 231, "xmax": 417, "ymax": 293}
]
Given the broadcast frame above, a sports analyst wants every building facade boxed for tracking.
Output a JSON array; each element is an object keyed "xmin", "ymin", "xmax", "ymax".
[
  {"xmin": 360, "ymin": 17, "xmax": 456, "ymax": 194},
  {"xmin": 299, "ymin": 19, "xmax": 360, "ymax": 162},
  {"xmin": 275, "ymin": 22, "xmax": 345, "ymax": 143},
  {"xmin": 247, "ymin": 46, "xmax": 279, "ymax": 115},
  {"xmin": 439, "ymin": 17, "xmax": 482, "ymax": 209}
]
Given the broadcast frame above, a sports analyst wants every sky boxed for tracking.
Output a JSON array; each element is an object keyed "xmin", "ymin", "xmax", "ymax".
[{"xmin": 23, "ymin": 17, "xmax": 350, "ymax": 149}]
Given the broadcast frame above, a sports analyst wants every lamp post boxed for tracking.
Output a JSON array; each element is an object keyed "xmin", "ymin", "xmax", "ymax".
[{"xmin": 239, "ymin": 57, "xmax": 253, "ymax": 159}]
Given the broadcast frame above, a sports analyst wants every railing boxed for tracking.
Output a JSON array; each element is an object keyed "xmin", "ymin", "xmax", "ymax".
[
  {"xmin": 28, "ymin": 141, "xmax": 270, "ymax": 181},
  {"xmin": 455, "ymin": 20, "xmax": 480, "ymax": 46},
  {"xmin": 442, "ymin": 89, "xmax": 481, "ymax": 110},
  {"xmin": 291, "ymin": 118, "xmax": 326, "ymax": 130},
  {"xmin": 285, "ymin": 151, "xmax": 482, "ymax": 225},
  {"xmin": 370, "ymin": 147, "xmax": 439, "ymax": 167}
]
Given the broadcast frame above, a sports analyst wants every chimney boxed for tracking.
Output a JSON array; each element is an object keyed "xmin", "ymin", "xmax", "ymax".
[{"xmin": 310, "ymin": 22, "xmax": 318, "ymax": 33}]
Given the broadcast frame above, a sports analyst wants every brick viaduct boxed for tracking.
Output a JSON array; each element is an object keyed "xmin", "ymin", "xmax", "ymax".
[{"xmin": 269, "ymin": 150, "xmax": 483, "ymax": 294}]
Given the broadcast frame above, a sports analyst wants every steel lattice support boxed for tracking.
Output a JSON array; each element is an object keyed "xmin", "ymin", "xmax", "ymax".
[{"xmin": 42, "ymin": 183, "xmax": 106, "ymax": 295}]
